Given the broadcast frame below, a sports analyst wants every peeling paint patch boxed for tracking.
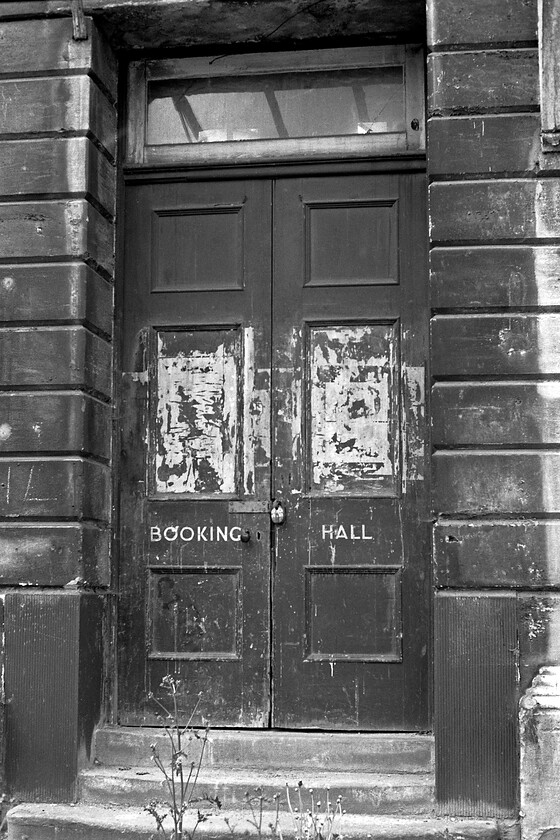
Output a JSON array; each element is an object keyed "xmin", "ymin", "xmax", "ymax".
[
  {"xmin": 403, "ymin": 365, "xmax": 425, "ymax": 484},
  {"xmin": 291, "ymin": 326, "xmax": 302, "ymax": 466},
  {"xmin": 155, "ymin": 329, "xmax": 239, "ymax": 494},
  {"xmin": 242, "ymin": 327, "xmax": 270, "ymax": 496},
  {"xmin": 128, "ymin": 370, "xmax": 148, "ymax": 385},
  {"xmin": 309, "ymin": 324, "xmax": 398, "ymax": 494},
  {"xmin": 524, "ymin": 599, "xmax": 557, "ymax": 640},
  {"xmin": 243, "ymin": 327, "xmax": 256, "ymax": 496}
]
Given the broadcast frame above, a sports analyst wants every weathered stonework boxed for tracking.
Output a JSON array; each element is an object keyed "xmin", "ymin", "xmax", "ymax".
[
  {"xmin": 428, "ymin": 0, "xmax": 560, "ymax": 819},
  {"xmin": 520, "ymin": 667, "xmax": 560, "ymax": 840},
  {"xmin": 539, "ymin": 0, "xmax": 560, "ymax": 150},
  {"xmin": 0, "ymin": 0, "xmax": 558, "ymax": 823},
  {"xmin": 0, "ymin": 0, "xmax": 426, "ymax": 49},
  {"xmin": 0, "ymin": 15, "xmax": 117, "ymax": 801}
]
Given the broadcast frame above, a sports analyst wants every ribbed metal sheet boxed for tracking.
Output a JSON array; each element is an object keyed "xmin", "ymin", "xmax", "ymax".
[
  {"xmin": 435, "ymin": 593, "xmax": 518, "ymax": 817},
  {"xmin": 5, "ymin": 592, "xmax": 80, "ymax": 802}
]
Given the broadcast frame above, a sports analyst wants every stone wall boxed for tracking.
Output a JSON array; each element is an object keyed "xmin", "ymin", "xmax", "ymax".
[
  {"xmin": 428, "ymin": 0, "xmax": 560, "ymax": 819},
  {"xmin": 0, "ymin": 17, "xmax": 117, "ymax": 801}
]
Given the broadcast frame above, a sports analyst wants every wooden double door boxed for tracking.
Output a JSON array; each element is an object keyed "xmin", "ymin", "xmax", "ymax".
[{"xmin": 118, "ymin": 167, "xmax": 429, "ymax": 730}]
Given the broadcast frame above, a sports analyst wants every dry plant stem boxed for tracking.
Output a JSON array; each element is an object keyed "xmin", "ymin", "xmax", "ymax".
[
  {"xmin": 284, "ymin": 784, "xmax": 343, "ymax": 840},
  {"xmin": 274, "ymin": 795, "xmax": 284, "ymax": 840},
  {"xmin": 285, "ymin": 784, "xmax": 299, "ymax": 840},
  {"xmin": 146, "ymin": 676, "xmax": 212, "ymax": 840},
  {"xmin": 252, "ymin": 790, "xmax": 265, "ymax": 835}
]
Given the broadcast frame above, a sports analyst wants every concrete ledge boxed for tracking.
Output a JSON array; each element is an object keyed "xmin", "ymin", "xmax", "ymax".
[
  {"xmin": 78, "ymin": 766, "xmax": 434, "ymax": 815},
  {"xmin": 7, "ymin": 804, "xmax": 505, "ymax": 840},
  {"xmin": 94, "ymin": 728, "xmax": 434, "ymax": 773}
]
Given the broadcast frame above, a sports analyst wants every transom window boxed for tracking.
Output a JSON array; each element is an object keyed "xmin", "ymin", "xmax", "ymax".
[{"xmin": 127, "ymin": 46, "xmax": 424, "ymax": 165}]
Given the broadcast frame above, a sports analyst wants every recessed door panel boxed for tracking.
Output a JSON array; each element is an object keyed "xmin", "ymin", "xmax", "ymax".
[
  {"xmin": 149, "ymin": 567, "xmax": 242, "ymax": 658},
  {"xmin": 305, "ymin": 199, "xmax": 398, "ymax": 286},
  {"xmin": 151, "ymin": 205, "xmax": 244, "ymax": 291},
  {"xmin": 153, "ymin": 327, "xmax": 242, "ymax": 495},
  {"xmin": 308, "ymin": 322, "xmax": 399, "ymax": 495},
  {"xmin": 305, "ymin": 565, "xmax": 402, "ymax": 661}
]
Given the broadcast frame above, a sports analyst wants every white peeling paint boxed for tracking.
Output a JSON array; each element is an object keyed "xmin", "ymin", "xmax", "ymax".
[
  {"xmin": 156, "ymin": 333, "xmax": 238, "ymax": 494},
  {"xmin": 291, "ymin": 327, "xmax": 302, "ymax": 466},
  {"xmin": 310, "ymin": 325, "xmax": 395, "ymax": 492},
  {"xmin": 242, "ymin": 326, "xmax": 271, "ymax": 494},
  {"xmin": 127, "ymin": 370, "xmax": 148, "ymax": 384},
  {"xmin": 243, "ymin": 326, "xmax": 255, "ymax": 496},
  {"xmin": 403, "ymin": 365, "xmax": 425, "ymax": 485},
  {"xmin": 254, "ymin": 384, "xmax": 271, "ymax": 460},
  {"xmin": 525, "ymin": 600, "xmax": 556, "ymax": 640}
]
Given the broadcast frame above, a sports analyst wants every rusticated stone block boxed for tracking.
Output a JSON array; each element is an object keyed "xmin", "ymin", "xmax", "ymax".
[{"xmin": 427, "ymin": 0, "xmax": 537, "ymax": 47}]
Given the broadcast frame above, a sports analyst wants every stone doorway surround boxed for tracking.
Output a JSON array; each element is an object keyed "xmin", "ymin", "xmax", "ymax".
[
  {"xmin": 0, "ymin": 0, "xmax": 425, "ymax": 803},
  {"xmin": 1, "ymin": 2, "xmax": 560, "ymax": 836}
]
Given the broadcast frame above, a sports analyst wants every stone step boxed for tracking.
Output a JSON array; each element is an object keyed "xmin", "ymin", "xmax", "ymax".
[
  {"xmin": 94, "ymin": 727, "xmax": 434, "ymax": 774},
  {"xmin": 7, "ymin": 804, "xmax": 507, "ymax": 840},
  {"xmin": 79, "ymin": 766, "xmax": 434, "ymax": 816}
]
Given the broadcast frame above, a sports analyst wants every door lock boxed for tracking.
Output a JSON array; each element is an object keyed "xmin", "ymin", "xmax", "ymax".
[{"xmin": 270, "ymin": 500, "xmax": 285, "ymax": 525}]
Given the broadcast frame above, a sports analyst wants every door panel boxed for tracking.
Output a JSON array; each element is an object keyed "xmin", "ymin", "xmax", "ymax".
[
  {"xmin": 308, "ymin": 322, "xmax": 400, "ymax": 496},
  {"xmin": 118, "ymin": 170, "xmax": 429, "ymax": 730},
  {"xmin": 118, "ymin": 179, "xmax": 272, "ymax": 726},
  {"xmin": 272, "ymin": 173, "xmax": 429, "ymax": 729},
  {"xmin": 152, "ymin": 328, "xmax": 241, "ymax": 495}
]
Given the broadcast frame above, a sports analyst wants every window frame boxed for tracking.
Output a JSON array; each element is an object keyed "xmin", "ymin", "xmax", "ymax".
[
  {"xmin": 126, "ymin": 45, "xmax": 425, "ymax": 166},
  {"xmin": 539, "ymin": 0, "xmax": 560, "ymax": 151}
]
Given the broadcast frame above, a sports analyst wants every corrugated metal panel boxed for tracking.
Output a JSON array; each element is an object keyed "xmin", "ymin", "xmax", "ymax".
[
  {"xmin": 435, "ymin": 592, "xmax": 518, "ymax": 817},
  {"xmin": 78, "ymin": 595, "xmax": 104, "ymax": 762},
  {"xmin": 5, "ymin": 592, "xmax": 79, "ymax": 802}
]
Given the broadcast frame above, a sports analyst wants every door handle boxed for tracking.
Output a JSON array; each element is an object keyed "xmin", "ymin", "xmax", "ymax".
[
  {"xmin": 240, "ymin": 529, "xmax": 251, "ymax": 543},
  {"xmin": 270, "ymin": 500, "xmax": 285, "ymax": 525}
]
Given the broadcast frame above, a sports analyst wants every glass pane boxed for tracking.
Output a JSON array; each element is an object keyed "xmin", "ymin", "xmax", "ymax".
[{"xmin": 147, "ymin": 66, "xmax": 404, "ymax": 145}]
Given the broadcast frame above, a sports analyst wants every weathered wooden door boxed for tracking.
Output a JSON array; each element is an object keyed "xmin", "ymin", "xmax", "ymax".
[
  {"xmin": 118, "ymin": 178, "xmax": 273, "ymax": 726},
  {"xmin": 118, "ymin": 169, "xmax": 429, "ymax": 730},
  {"xmin": 272, "ymin": 174, "xmax": 429, "ymax": 729}
]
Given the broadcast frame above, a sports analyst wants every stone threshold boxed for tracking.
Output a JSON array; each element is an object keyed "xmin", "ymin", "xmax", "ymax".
[{"xmin": 7, "ymin": 804, "xmax": 514, "ymax": 840}]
